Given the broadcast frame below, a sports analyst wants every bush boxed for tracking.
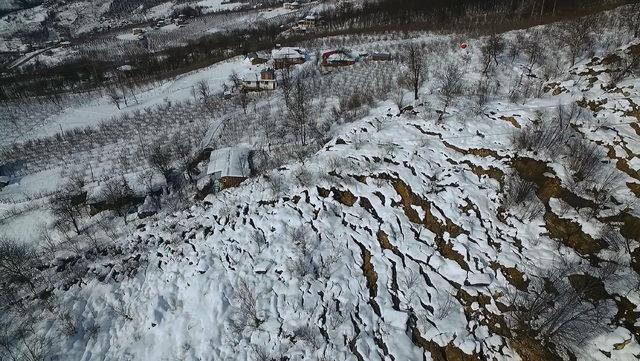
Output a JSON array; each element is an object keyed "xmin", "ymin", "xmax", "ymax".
[
  {"xmin": 511, "ymin": 117, "xmax": 571, "ymax": 155},
  {"xmin": 566, "ymin": 138, "xmax": 604, "ymax": 182},
  {"xmin": 503, "ymin": 174, "xmax": 544, "ymax": 220},
  {"xmin": 507, "ymin": 261, "xmax": 612, "ymax": 356},
  {"xmin": 503, "ymin": 175, "xmax": 537, "ymax": 208}
]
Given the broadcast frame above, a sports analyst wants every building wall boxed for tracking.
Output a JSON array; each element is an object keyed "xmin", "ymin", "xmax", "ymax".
[{"xmin": 274, "ymin": 58, "xmax": 304, "ymax": 69}]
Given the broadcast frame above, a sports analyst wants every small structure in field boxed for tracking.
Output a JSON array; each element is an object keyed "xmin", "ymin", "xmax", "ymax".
[
  {"xmin": 207, "ymin": 146, "xmax": 251, "ymax": 190},
  {"xmin": 321, "ymin": 49, "xmax": 357, "ymax": 67},
  {"xmin": 297, "ymin": 15, "xmax": 316, "ymax": 28},
  {"xmin": 132, "ymin": 28, "xmax": 145, "ymax": 36},
  {"xmin": 284, "ymin": 2, "xmax": 301, "ymax": 10},
  {"xmin": 242, "ymin": 68, "xmax": 276, "ymax": 91},
  {"xmin": 246, "ymin": 52, "xmax": 270, "ymax": 65},
  {"xmin": 369, "ymin": 52, "xmax": 393, "ymax": 61},
  {"xmin": 272, "ymin": 46, "xmax": 306, "ymax": 69}
]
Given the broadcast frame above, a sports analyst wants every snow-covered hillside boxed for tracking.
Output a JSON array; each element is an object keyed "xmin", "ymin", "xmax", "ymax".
[
  {"xmin": 1, "ymin": 4, "xmax": 640, "ymax": 361},
  {"xmin": 4, "ymin": 40, "xmax": 640, "ymax": 360}
]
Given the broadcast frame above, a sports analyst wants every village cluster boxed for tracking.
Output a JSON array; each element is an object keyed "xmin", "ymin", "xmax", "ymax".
[{"xmin": 235, "ymin": 44, "xmax": 393, "ymax": 93}]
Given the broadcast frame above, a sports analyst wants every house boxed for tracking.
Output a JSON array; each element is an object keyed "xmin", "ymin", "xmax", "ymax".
[
  {"xmin": 284, "ymin": 2, "xmax": 301, "ymax": 10},
  {"xmin": 272, "ymin": 46, "xmax": 306, "ymax": 69},
  {"xmin": 321, "ymin": 49, "xmax": 357, "ymax": 66},
  {"xmin": 207, "ymin": 147, "xmax": 252, "ymax": 190},
  {"xmin": 132, "ymin": 28, "xmax": 144, "ymax": 36},
  {"xmin": 370, "ymin": 52, "xmax": 393, "ymax": 61},
  {"xmin": 300, "ymin": 15, "xmax": 316, "ymax": 27},
  {"xmin": 246, "ymin": 52, "xmax": 269, "ymax": 65},
  {"xmin": 242, "ymin": 68, "xmax": 277, "ymax": 91}
]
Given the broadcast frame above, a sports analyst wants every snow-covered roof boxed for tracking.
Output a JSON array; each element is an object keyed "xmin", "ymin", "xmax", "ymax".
[
  {"xmin": 327, "ymin": 53, "xmax": 354, "ymax": 62},
  {"xmin": 272, "ymin": 47, "xmax": 305, "ymax": 60},
  {"xmin": 207, "ymin": 147, "xmax": 251, "ymax": 178},
  {"xmin": 242, "ymin": 68, "xmax": 276, "ymax": 82}
]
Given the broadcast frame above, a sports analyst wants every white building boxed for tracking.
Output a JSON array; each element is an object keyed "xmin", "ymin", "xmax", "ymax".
[{"xmin": 242, "ymin": 68, "xmax": 276, "ymax": 91}]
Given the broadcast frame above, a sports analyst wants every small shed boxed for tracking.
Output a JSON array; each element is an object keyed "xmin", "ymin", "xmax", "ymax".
[
  {"xmin": 207, "ymin": 147, "xmax": 251, "ymax": 190},
  {"xmin": 370, "ymin": 52, "xmax": 392, "ymax": 61}
]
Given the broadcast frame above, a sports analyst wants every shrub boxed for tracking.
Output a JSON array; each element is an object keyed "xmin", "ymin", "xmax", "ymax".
[
  {"xmin": 507, "ymin": 261, "xmax": 612, "ymax": 355},
  {"xmin": 565, "ymin": 138, "xmax": 604, "ymax": 182},
  {"xmin": 511, "ymin": 117, "xmax": 571, "ymax": 155}
]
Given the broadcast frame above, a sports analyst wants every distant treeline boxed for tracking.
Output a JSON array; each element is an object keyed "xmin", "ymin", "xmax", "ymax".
[
  {"xmin": 319, "ymin": 0, "xmax": 636, "ymax": 32},
  {"xmin": 0, "ymin": 0, "xmax": 635, "ymax": 100}
]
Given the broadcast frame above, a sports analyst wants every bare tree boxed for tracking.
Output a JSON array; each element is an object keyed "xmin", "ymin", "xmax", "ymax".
[
  {"xmin": 228, "ymin": 71, "xmax": 242, "ymax": 92},
  {"xmin": 136, "ymin": 169, "xmax": 160, "ymax": 208},
  {"xmin": 228, "ymin": 278, "xmax": 262, "ymax": 336},
  {"xmin": 100, "ymin": 177, "xmax": 135, "ymax": 220},
  {"xmin": 147, "ymin": 141, "xmax": 174, "ymax": 182},
  {"xmin": 472, "ymin": 79, "xmax": 490, "ymax": 115},
  {"xmin": 523, "ymin": 32, "xmax": 544, "ymax": 73},
  {"xmin": 511, "ymin": 112, "xmax": 572, "ymax": 155},
  {"xmin": 435, "ymin": 63, "xmax": 465, "ymax": 121},
  {"xmin": 0, "ymin": 237, "xmax": 39, "ymax": 293},
  {"xmin": 237, "ymin": 89, "xmax": 249, "ymax": 114},
  {"xmin": 171, "ymin": 132, "xmax": 193, "ymax": 172},
  {"xmin": 481, "ymin": 34, "xmax": 505, "ymax": 74},
  {"xmin": 405, "ymin": 44, "xmax": 426, "ymax": 101},
  {"xmin": 279, "ymin": 66, "xmax": 293, "ymax": 109},
  {"xmin": 107, "ymin": 87, "xmax": 122, "ymax": 110},
  {"xmin": 50, "ymin": 175, "xmax": 86, "ymax": 234},
  {"xmin": 0, "ymin": 312, "xmax": 50, "ymax": 361},
  {"xmin": 196, "ymin": 80, "xmax": 210, "ymax": 101},
  {"xmin": 288, "ymin": 76, "xmax": 312, "ymax": 146},
  {"xmin": 608, "ymin": 56, "xmax": 640, "ymax": 86},
  {"xmin": 557, "ymin": 18, "xmax": 593, "ymax": 66}
]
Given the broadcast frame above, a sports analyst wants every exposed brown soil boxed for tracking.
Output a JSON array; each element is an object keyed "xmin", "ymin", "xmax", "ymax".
[
  {"xmin": 500, "ymin": 116, "xmax": 521, "ymax": 128},
  {"xmin": 461, "ymin": 160, "xmax": 505, "ymax": 183},
  {"xmin": 544, "ymin": 212, "xmax": 606, "ymax": 255},
  {"xmin": 442, "ymin": 141, "xmax": 502, "ymax": 159},
  {"xmin": 576, "ymin": 98, "xmax": 607, "ymax": 113},
  {"xmin": 317, "ymin": 186, "xmax": 357, "ymax": 206},
  {"xmin": 490, "ymin": 262, "xmax": 529, "ymax": 291},
  {"xmin": 512, "ymin": 336, "xmax": 563, "ymax": 361}
]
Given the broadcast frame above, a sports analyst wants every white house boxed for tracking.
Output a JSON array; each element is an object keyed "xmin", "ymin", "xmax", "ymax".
[{"xmin": 242, "ymin": 68, "xmax": 276, "ymax": 91}]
